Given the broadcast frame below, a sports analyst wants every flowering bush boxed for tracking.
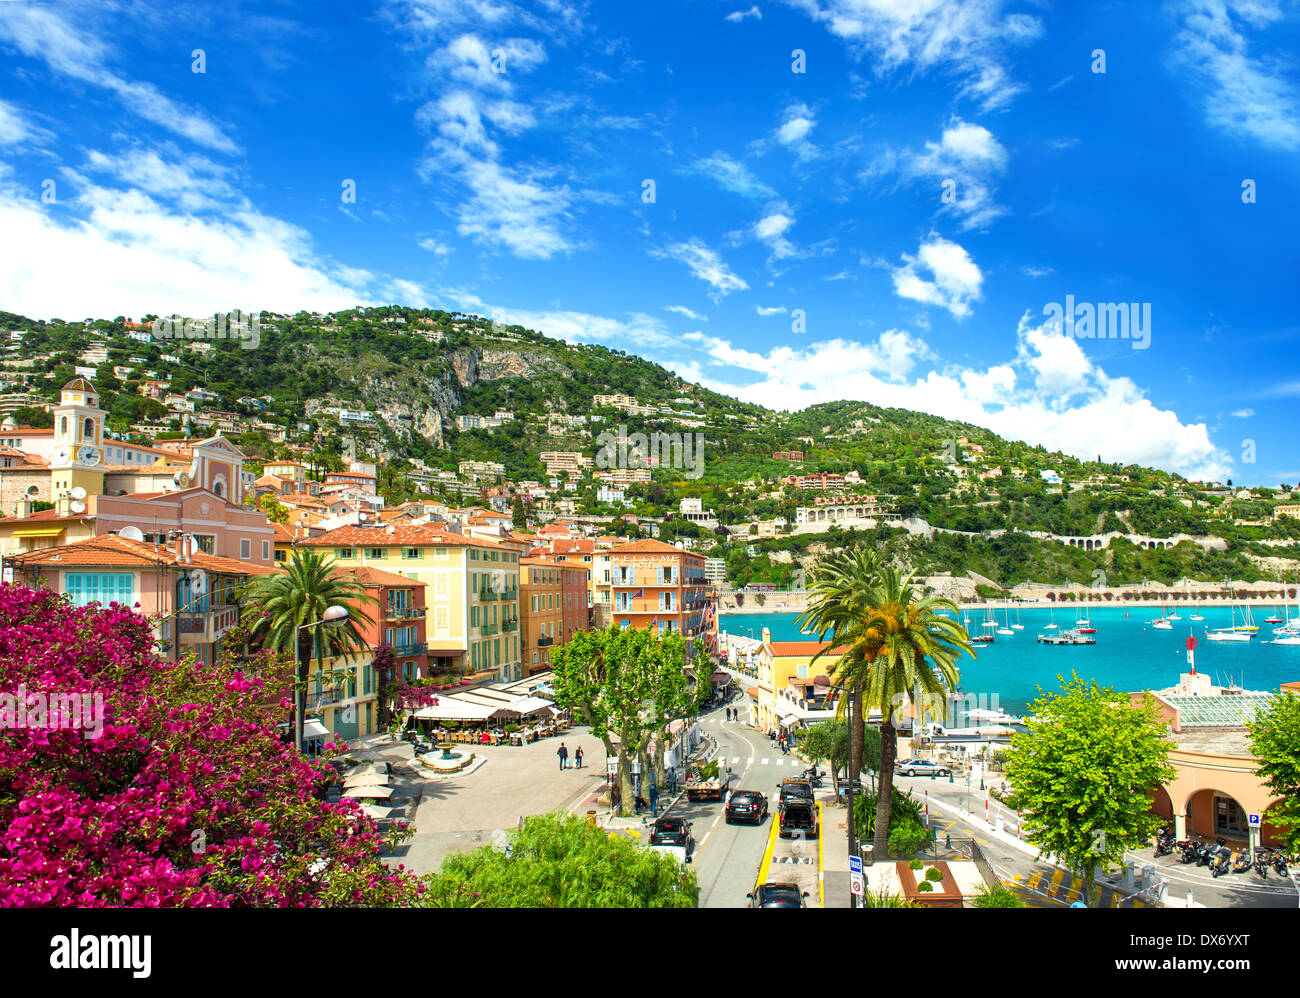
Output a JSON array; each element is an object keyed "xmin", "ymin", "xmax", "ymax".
[{"xmin": 0, "ymin": 584, "xmax": 424, "ymax": 907}]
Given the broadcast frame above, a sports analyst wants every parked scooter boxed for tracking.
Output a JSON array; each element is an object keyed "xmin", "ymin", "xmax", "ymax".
[
  {"xmin": 1254, "ymin": 848, "xmax": 1270, "ymax": 878},
  {"xmin": 1154, "ymin": 827, "xmax": 1177, "ymax": 857},
  {"xmin": 1272, "ymin": 850, "xmax": 1289, "ymax": 878},
  {"xmin": 1196, "ymin": 839, "xmax": 1219, "ymax": 867},
  {"xmin": 1178, "ymin": 840, "xmax": 1201, "ymax": 864},
  {"xmin": 1231, "ymin": 849, "xmax": 1254, "ymax": 874},
  {"xmin": 1209, "ymin": 841, "xmax": 1232, "ymax": 878}
]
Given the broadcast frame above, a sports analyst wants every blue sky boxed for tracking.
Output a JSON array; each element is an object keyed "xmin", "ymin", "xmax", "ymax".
[{"xmin": 1, "ymin": 0, "xmax": 1297, "ymax": 485}]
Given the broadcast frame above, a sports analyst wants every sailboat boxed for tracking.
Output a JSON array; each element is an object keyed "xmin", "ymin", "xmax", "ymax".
[
  {"xmin": 1265, "ymin": 578, "xmax": 1285, "ymax": 623},
  {"xmin": 1149, "ymin": 595, "xmax": 1172, "ymax": 630},
  {"xmin": 1011, "ymin": 606, "xmax": 1025, "ymax": 630},
  {"xmin": 997, "ymin": 606, "xmax": 1014, "ymax": 636},
  {"xmin": 970, "ymin": 608, "xmax": 995, "ymax": 644},
  {"xmin": 1272, "ymin": 577, "xmax": 1300, "ymax": 644},
  {"xmin": 1075, "ymin": 604, "xmax": 1096, "ymax": 634},
  {"xmin": 1044, "ymin": 607, "xmax": 1058, "ymax": 630},
  {"xmin": 1207, "ymin": 581, "xmax": 1253, "ymax": 642}
]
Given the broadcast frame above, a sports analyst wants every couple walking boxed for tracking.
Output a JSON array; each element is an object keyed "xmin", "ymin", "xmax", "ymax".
[{"xmin": 557, "ymin": 742, "xmax": 583, "ymax": 770}]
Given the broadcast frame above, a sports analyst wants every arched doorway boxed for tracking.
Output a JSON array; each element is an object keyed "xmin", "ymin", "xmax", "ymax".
[
  {"xmin": 1186, "ymin": 788, "xmax": 1249, "ymax": 842},
  {"xmin": 1148, "ymin": 785, "xmax": 1173, "ymax": 822}
]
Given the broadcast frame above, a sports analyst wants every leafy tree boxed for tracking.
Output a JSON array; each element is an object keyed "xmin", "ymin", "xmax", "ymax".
[
  {"xmin": 423, "ymin": 813, "xmax": 697, "ymax": 907},
  {"xmin": 245, "ymin": 492, "xmax": 290, "ymax": 524},
  {"xmin": 10, "ymin": 406, "xmax": 52, "ymax": 428},
  {"xmin": 1246, "ymin": 688, "xmax": 1300, "ymax": 854},
  {"xmin": 548, "ymin": 626, "xmax": 692, "ymax": 815},
  {"xmin": 240, "ymin": 549, "xmax": 377, "ymax": 752},
  {"xmin": 1004, "ymin": 674, "xmax": 1176, "ymax": 908}
]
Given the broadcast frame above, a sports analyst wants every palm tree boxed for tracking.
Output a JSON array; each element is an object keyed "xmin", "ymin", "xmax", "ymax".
[
  {"xmin": 242, "ymin": 549, "xmax": 377, "ymax": 751},
  {"xmin": 858, "ymin": 566, "xmax": 972, "ymax": 857}
]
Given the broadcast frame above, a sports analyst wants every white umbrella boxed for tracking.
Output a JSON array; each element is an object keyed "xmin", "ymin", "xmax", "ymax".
[
  {"xmin": 343, "ymin": 771, "xmax": 390, "ymax": 788},
  {"xmin": 342, "ymin": 785, "xmax": 394, "ymax": 799}
]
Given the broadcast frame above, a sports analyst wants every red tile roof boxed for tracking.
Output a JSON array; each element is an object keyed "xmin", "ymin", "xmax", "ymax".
[
  {"xmin": 5, "ymin": 533, "xmax": 277, "ymax": 574},
  {"xmin": 300, "ymin": 525, "xmax": 509, "ymax": 548},
  {"xmin": 333, "ymin": 565, "xmax": 427, "ymax": 588}
]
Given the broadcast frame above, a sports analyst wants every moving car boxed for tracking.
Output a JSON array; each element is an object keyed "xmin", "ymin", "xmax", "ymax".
[
  {"xmin": 747, "ymin": 882, "xmax": 810, "ymax": 908},
  {"xmin": 648, "ymin": 816, "xmax": 694, "ymax": 857},
  {"xmin": 725, "ymin": 789, "xmax": 769, "ymax": 825},
  {"xmin": 778, "ymin": 799, "xmax": 819, "ymax": 839},
  {"xmin": 898, "ymin": 758, "xmax": 951, "ymax": 777}
]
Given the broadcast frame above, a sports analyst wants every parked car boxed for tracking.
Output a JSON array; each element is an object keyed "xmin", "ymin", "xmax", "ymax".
[
  {"xmin": 748, "ymin": 882, "xmax": 809, "ymax": 908},
  {"xmin": 725, "ymin": 790, "xmax": 769, "ymax": 825},
  {"xmin": 898, "ymin": 758, "xmax": 951, "ymax": 777},
  {"xmin": 778, "ymin": 799, "xmax": 819, "ymax": 839},
  {"xmin": 777, "ymin": 778, "xmax": 814, "ymax": 805},
  {"xmin": 648, "ymin": 817, "xmax": 694, "ymax": 856}
]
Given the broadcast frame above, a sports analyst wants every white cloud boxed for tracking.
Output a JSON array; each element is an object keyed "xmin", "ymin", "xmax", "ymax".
[
  {"xmin": 0, "ymin": 100, "xmax": 54, "ymax": 147},
  {"xmin": 867, "ymin": 117, "xmax": 1007, "ymax": 230},
  {"xmin": 654, "ymin": 239, "xmax": 749, "ymax": 299},
  {"xmin": 664, "ymin": 304, "xmax": 707, "ymax": 320},
  {"xmin": 774, "ymin": 103, "xmax": 817, "ymax": 160},
  {"xmin": 0, "ymin": 154, "xmax": 372, "ymax": 318},
  {"xmin": 726, "ymin": 6, "xmax": 763, "ymax": 22},
  {"xmin": 691, "ymin": 152, "xmax": 777, "ymax": 199},
  {"xmin": 783, "ymin": 0, "xmax": 1043, "ymax": 110},
  {"xmin": 678, "ymin": 314, "xmax": 1229, "ymax": 480},
  {"xmin": 890, "ymin": 235, "xmax": 983, "ymax": 319},
  {"xmin": 753, "ymin": 210, "xmax": 797, "ymax": 259},
  {"xmin": 418, "ymin": 236, "xmax": 455, "ymax": 256},
  {"xmin": 1022, "ymin": 264, "xmax": 1053, "ymax": 278},
  {"xmin": 1170, "ymin": 0, "xmax": 1300, "ymax": 150},
  {"xmin": 1231, "ymin": 408, "xmax": 1254, "ymax": 418},
  {"xmin": 756, "ymin": 305, "xmax": 787, "ymax": 316},
  {"xmin": 0, "ymin": 6, "xmax": 236, "ymax": 152}
]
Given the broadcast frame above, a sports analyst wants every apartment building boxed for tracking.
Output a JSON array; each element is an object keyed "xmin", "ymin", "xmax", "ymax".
[
  {"xmin": 521, "ymin": 557, "xmax": 563, "ymax": 676},
  {"xmin": 457, "ymin": 460, "xmax": 505, "ymax": 482},
  {"xmin": 301, "ymin": 525, "xmax": 522, "ymax": 682},
  {"xmin": 561, "ymin": 561, "xmax": 591, "ymax": 644},
  {"xmin": 608, "ymin": 539, "xmax": 713, "ymax": 658}
]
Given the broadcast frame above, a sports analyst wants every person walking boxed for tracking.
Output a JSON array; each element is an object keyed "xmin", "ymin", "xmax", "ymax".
[
  {"xmin": 649, "ymin": 782, "xmax": 659, "ymax": 817},
  {"xmin": 574, "ymin": 745, "xmax": 583, "ymax": 770},
  {"xmin": 557, "ymin": 742, "xmax": 569, "ymax": 770}
]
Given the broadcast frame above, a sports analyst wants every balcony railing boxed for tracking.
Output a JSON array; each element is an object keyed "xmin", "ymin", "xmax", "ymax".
[
  {"xmin": 385, "ymin": 606, "xmax": 426, "ymax": 621},
  {"xmin": 502, "ymin": 618, "xmax": 519, "ymax": 632},
  {"xmin": 537, "ymin": 635, "xmax": 554, "ymax": 647},
  {"xmin": 391, "ymin": 641, "xmax": 427, "ymax": 657},
  {"xmin": 479, "ymin": 622, "xmax": 498, "ymax": 636}
]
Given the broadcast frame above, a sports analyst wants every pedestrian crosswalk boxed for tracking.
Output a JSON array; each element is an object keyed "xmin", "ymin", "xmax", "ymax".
[
  {"xmin": 1009, "ymin": 870, "xmax": 1148, "ymax": 908},
  {"xmin": 761, "ymin": 758, "xmax": 770, "ymax": 765}
]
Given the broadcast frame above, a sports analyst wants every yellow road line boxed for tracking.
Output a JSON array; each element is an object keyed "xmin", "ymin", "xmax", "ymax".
[
  {"xmin": 817, "ymin": 801, "xmax": 825, "ymax": 908},
  {"xmin": 756, "ymin": 808, "xmax": 780, "ymax": 892}
]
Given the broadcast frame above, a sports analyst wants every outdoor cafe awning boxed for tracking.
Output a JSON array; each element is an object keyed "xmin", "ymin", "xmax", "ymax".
[
  {"xmin": 489, "ymin": 695, "xmax": 558, "ymax": 720},
  {"xmin": 779, "ymin": 714, "xmax": 801, "ymax": 728},
  {"xmin": 413, "ymin": 698, "xmax": 498, "ymax": 722},
  {"xmin": 342, "ymin": 785, "xmax": 394, "ymax": 799}
]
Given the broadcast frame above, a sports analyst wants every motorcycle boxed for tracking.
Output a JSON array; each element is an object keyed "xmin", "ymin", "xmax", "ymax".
[
  {"xmin": 1209, "ymin": 843, "xmax": 1232, "ymax": 878},
  {"xmin": 1231, "ymin": 849, "xmax": 1254, "ymax": 874},
  {"xmin": 1273, "ymin": 850, "xmax": 1289, "ymax": 877},
  {"xmin": 800, "ymin": 766, "xmax": 825, "ymax": 788},
  {"xmin": 1154, "ymin": 827, "xmax": 1177, "ymax": 857},
  {"xmin": 1196, "ymin": 839, "xmax": 1219, "ymax": 867},
  {"xmin": 1254, "ymin": 849, "xmax": 1270, "ymax": 878},
  {"xmin": 1178, "ymin": 841, "xmax": 1201, "ymax": 864}
]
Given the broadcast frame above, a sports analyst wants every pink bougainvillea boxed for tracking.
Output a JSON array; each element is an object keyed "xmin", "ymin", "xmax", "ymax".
[{"xmin": 0, "ymin": 584, "xmax": 424, "ymax": 908}]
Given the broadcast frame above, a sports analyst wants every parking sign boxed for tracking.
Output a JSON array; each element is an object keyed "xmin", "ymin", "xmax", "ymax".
[{"xmin": 1248, "ymin": 813, "xmax": 1260, "ymax": 826}]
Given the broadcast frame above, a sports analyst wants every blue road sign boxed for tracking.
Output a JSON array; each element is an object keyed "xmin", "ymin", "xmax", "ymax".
[{"xmin": 849, "ymin": 856, "xmax": 863, "ymax": 875}]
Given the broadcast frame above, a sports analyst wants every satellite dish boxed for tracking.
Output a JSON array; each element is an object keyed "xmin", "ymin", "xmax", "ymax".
[
  {"xmin": 386, "ymin": 524, "xmax": 396, "ymax": 534},
  {"xmin": 70, "ymin": 500, "xmax": 86, "ymax": 514},
  {"xmin": 173, "ymin": 470, "xmax": 191, "ymax": 488},
  {"xmin": 70, "ymin": 486, "xmax": 87, "ymax": 501},
  {"xmin": 119, "ymin": 525, "xmax": 145, "ymax": 541},
  {"xmin": 359, "ymin": 513, "xmax": 368, "ymax": 521}
]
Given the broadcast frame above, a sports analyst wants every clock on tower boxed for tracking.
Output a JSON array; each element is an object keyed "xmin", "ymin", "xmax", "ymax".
[{"xmin": 50, "ymin": 377, "xmax": 106, "ymax": 501}]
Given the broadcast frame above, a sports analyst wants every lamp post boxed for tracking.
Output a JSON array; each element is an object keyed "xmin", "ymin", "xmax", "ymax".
[
  {"xmin": 847, "ymin": 688, "xmax": 857, "ymax": 909},
  {"xmin": 295, "ymin": 605, "xmax": 349, "ymax": 754}
]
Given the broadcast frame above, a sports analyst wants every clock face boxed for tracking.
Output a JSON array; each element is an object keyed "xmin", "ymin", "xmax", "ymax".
[
  {"xmin": 51, "ymin": 445, "xmax": 71, "ymax": 465},
  {"xmin": 77, "ymin": 445, "xmax": 101, "ymax": 466}
]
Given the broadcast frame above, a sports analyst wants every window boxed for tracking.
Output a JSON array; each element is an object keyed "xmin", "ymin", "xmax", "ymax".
[
  {"xmin": 194, "ymin": 534, "xmax": 215, "ymax": 555},
  {"xmin": 435, "ymin": 607, "xmax": 449, "ymax": 632},
  {"xmin": 403, "ymin": 548, "xmax": 421, "ymax": 560},
  {"xmin": 435, "ymin": 571, "xmax": 448, "ymax": 596},
  {"xmin": 435, "ymin": 547, "xmax": 447, "ymax": 558},
  {"xmin": 261, "ymin": 540, "xmax": 270, "ymax": 561},
  {"xmin": 240, "ymin": 538, "xmax": 251, "ymax": 560},
  {"xmin": 366, "ymin": 547, "xmax": 386, "ymax": 559},
  {"xmin": 339, "ymin": 548, "xmax": 353, "ymax": 559},
  {"xmin": 1215, "ymin": 795, "xmax": 1247, "ymax": 835},
  {"xmin": 66, "ymin": 572, "xmax": 133, "ymax": 609}
]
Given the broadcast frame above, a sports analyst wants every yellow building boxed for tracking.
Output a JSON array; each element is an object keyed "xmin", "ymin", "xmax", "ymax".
[
  {"xmin": 300, "ymin": 525, "xmax": 523, "ymax": 682},
  {"xmin": 49, "ymin": 377, "xmax": 106, "ymax": 502},
  {"xmin": 750, "ymin": 627, "xmax": 840, "ymax": 734}
]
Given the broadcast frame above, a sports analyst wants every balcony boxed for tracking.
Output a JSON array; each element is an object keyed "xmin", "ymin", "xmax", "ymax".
[
  {"xmin": 178, "ymin": 604, "xmax": 239, "ymax": 645},
  {"xmin": 502, "ymin": 618, "xmax": 519, "ymax": 632},
  {"xmin": 479, "ymin": 622, "xmax": 499, "ymax": 636},
  {"xmin": 537, "ymin": 635, "xmax": 554, "ymax": 647},
  {"xmin": 391, "ymin": 641, "xmax": 427, "ymax": 657},
  {"xmin": 385, "ymin": 606, "xmax": 427, "ymax": 622},
  {"xmin": 478, "ymin": 589, "xmax": 493, "ymax": 602}
]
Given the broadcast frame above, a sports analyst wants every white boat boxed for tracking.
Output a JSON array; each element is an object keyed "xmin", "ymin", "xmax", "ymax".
[
  {"xmin": 1206, "ymin": 629, "xmax": 1251, "ymax": 642},
  {"xmin": 1149, "ymin": 594, "xmax": 1172, "ymax": 629},
  {"xmin": 1187, "ymin": 580, "xmax": 1204, "ymax": 620},
  {"xmin": 1273, "ymin": 633, "xmax": 1300, "ymax": 646},
  {"xmin": 996, "ymin": 606, "xmax": 1014, "ymax": 636},
  {"xmin": 1044, "ymin": 608, "xmax": 1058, "ymax": 630},
  {"xmin": 1011, "ymin": 606, "xmax": 1024, "ymax": 631}
]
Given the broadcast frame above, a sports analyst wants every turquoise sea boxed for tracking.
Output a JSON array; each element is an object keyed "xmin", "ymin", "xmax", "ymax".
[{"xmin": 720, "ymin": 605, "xmax": 1300, "ymax": 715}]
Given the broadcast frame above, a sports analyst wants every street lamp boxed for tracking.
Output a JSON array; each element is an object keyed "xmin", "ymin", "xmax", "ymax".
[{"xmin": 294, "ymin": 605, "xmax": 349, "ymax": 754}]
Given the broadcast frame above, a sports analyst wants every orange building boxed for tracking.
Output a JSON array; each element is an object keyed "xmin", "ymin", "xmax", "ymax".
[
  {"xmin": 521, "ymin": 556, "xmax": 563, "ymax": 675},
  {"xmin": 609, "ymin": 539, "xmax": 714, "ymax": 658},
  {"xmin": 334, "ymin": 566, "xmax": 429, "ymax": 683},
  {"xmin": 560, "ymin": 561, "xmax": 591, "ymax": 644}
]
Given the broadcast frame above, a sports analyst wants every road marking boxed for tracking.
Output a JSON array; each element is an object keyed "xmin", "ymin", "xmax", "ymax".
[
  {"xmin": 818, "ymin": 801, "xmax": 825, "ymax": 908},
  {"xmin": 746, "ymin": 757, "xmax": 754, "ymax": 765},
  {"xmin": 776, "ymin": 759, "xmax": 784, "ymax": 766},
  {"xmin": 755, "ymin": 804, "xmax": 780, "ymax": 892},
  {"xmin": 761, "ymin": 758, "xmax": 770, "ymax": 766},
  {"xmin": 732, "ymin": 757, "xmax": 740, "ymax": 764}
]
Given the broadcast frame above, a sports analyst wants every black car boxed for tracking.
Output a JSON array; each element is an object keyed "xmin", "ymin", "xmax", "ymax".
[
  {"xmin": 649, "ymin": 817, "xmax": 694, "ymax": 853},
  {"xmin": 778, "ymin": 799, "xmax": 819, "ymax": 839},
  {"xmin": 778, "ymin": 778, "xmax": 814, "ymax": 805},
  {"xmin": 748, "ymin": 882, "xmax": 809, "ymax": 908},
  {"xmin": 725, "ymin": 790, "xmax": 769, "ymax": 825}
]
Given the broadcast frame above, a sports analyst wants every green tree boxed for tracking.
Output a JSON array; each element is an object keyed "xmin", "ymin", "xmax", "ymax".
[
  {"xmin": 423, "ymin": 813, "xmax": 697, "ymax": 908},
  {"xmin": 1246, "ymin": 688, "xmax": 1300, "ymax": 854},
  {"xmin": 245, "ymin": 492, "xmax": 289, "ymax": 524},
  {"xmin": 1004, "ymin": 674, "xmax": 1176, "ymax": 908},
  {"xmin": 240, "ymin": 549, "xmax": 377, "ymax": 751}
]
